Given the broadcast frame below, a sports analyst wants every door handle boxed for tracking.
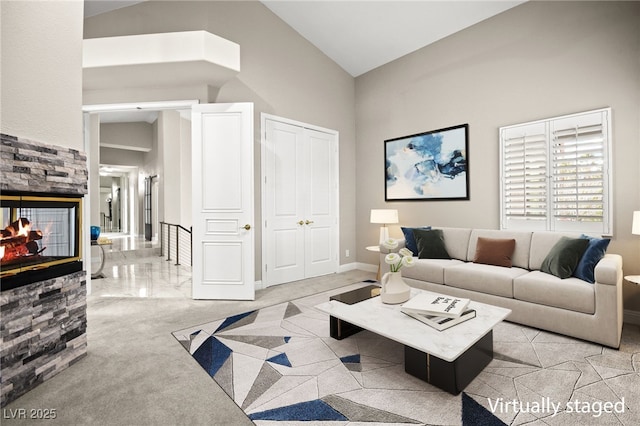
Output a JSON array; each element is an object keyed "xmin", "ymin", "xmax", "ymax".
[
  {"xmin": 242, "ymin": 224, "xmax": 251, "ymax": 230},
  {"xmin": 305, "ymin": 220, "xmax": 314, "ymax": 225},
  {"xmin": 298, "ymin": 220, "xmax": 304, "ymax": 226}
]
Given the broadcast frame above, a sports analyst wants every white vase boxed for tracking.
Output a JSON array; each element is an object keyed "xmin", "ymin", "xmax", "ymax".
[{"xmin": 380, "ymin": 271, "xmax": 411, "ymax": 304}]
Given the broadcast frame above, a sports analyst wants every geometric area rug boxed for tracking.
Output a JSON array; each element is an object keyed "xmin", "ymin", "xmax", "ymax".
[{"xmin": 172, "ymin": 282, "xmax": 640, "ymax": 425}]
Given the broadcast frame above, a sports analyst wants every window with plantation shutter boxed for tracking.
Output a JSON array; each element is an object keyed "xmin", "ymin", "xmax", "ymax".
[{"xmin": 500, "ymin": 108, "xmax": 612, "ymax": 235}]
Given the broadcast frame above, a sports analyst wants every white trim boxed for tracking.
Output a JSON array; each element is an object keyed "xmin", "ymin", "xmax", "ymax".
[
  {"xmin": 338, "ymin": 262, "xmax": 358, "ymax": 273},
  {"xmin": 254, "ymin": 280, "xmax": 264, "ymax": 291},
  {"xmin": 356, "ymin": 263, "xmax": 378, "ymax": 273},
  {"xmin": 82, "ymin": 100, "xmax": 199, "ymax": 112},
  {"xmin": 83, "ymin": 113, "xmax": 92, "ymax": 296},
  {"xmin": 262, "ymin": 113, "xmax": 339, "ymax": 135}
]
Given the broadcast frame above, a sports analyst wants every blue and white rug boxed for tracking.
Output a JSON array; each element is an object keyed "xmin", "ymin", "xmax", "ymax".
[{"xmin": 172, "ymin": 282, "xmax": 640, "ymax": 425}]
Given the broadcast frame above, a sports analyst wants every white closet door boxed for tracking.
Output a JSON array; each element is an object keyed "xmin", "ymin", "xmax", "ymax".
[
  {"xmin": 262, "ymin": 115, "xmax": 338, "ymax": 287},
  {"xmin": 264, "ymin": 119, "xmax": 306, "ymax": 285},
  {"xmin": 304, "ymin": 129, "xmax": 337, "ymax": 278}
]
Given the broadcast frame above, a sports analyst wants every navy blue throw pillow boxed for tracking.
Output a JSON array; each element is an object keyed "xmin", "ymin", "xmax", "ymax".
[{"xmin": 573, "ymin": 234, "xmax": 610, "ymax": 284}]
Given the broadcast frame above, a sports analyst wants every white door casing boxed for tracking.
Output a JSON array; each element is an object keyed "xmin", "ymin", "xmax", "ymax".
[
  {"xmin": 192, "ymin": 103, "xmax": 255, "ymax": 300},
  {"xmin": 262, "ymin": 115, "xmax": 338, "ymax": 287}
]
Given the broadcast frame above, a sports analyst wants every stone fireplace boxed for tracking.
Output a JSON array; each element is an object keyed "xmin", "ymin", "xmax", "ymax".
[{"xmin": 1, "ymin": 133, "xmax": 88, "ymax": 407}]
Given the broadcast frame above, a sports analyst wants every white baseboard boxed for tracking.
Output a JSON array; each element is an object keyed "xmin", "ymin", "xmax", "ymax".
[
  {"xmin": 338, "ymin": 262, "xmax": 358, "ymax": 273},
  {"xmin": 356, "ymin": 262, "xmax": 378, "ymax": 273},
  {"xmin": 338, "ymin": 262, "xmax": 377, "ymax": 274},
  {"xmin": 623, "ymin": 309, "xmax": 640, "ymax": 325}
]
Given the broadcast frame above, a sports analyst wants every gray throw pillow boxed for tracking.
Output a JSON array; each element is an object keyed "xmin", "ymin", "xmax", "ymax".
[
  {"xmin": 540, "ymin": 237, "xmax": 589, "ymax": 279},
  {"xmin": 413, "ymin": 228, "xmax": 450, "ymax": 259}
]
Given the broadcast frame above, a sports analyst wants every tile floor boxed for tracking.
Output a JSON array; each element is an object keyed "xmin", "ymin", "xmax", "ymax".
[{"xmin": 89, "ymin": 233, "xmax": 192, "ymax": 298}]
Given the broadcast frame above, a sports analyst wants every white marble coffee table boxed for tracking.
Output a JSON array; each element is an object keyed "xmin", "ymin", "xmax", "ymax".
[{"xmin": 315, "ymin": 285, "xmax": 511, "ymax": 394}]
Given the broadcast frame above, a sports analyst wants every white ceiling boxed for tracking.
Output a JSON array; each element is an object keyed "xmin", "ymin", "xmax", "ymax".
[
  {"xmin": 85, "ymin": 1, "xmax": 525, "ymax": 77},
  {"xmin": 261, "ymin": 1, "xmax": 524, "ymax": 77}
]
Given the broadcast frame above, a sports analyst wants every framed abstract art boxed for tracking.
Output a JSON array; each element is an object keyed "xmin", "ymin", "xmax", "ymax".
[{"xmin": 384, "ymin": 124, "xmax": 469, "ymax": 201}]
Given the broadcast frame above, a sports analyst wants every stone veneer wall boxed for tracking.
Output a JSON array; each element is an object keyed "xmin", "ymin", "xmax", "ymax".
[
  {"xmin": 0, "ymin": 271, "xmax": 87, "ymax": 406},
  {"xmin": 0, "ymin": 133, "xmax": 88, "ymax": 407},
  {"xmin": 0, "ymin": 133, "xmax": 88, "ymax": 195}
]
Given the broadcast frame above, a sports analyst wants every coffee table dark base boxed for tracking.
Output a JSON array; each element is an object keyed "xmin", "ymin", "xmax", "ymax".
[
  {"xmin": 405, "ymin": 330, "xmax": 493, "ymax": 395},
  {"xmin": 329, "ymin": 316, "xmax": 493, "ymax": 395}
]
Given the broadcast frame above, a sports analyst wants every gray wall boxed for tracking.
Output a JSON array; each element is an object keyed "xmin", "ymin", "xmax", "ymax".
[
  {"xmin": 355, "ymin": 1, "xmax": 640, "ymax": 310},
  {"xmin": 84, "ymin": 0, "xmax": 357, "ymax": 278},
  {"xmin": 101, "ymin": 122, "xmax": 153, "ymax": 151}
]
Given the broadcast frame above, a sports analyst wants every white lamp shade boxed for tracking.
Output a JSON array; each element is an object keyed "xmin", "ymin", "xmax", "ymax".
[
  {"xmin": 633, "ymin": 211, "xmax": 640, "ymax": 235},
  {"xmin": 370, "ymin": 209, "xmax": 398, "ymax": 224}
]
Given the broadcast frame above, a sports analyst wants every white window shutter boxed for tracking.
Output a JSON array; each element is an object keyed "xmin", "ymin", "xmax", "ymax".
[
  {"xmin": 500, "ymin": 108, "xmax": 612, "ymax": 235},
  {"xmin": 550, "ymin": 110, "xmax": 611, "ymax": 234},
  {"xmin": 500, "ymin": 122, "xmax": 549, "ymax": 231}
]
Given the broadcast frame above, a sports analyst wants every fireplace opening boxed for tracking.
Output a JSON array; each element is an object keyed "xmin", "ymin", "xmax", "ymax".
[{"xmin": 1, "ymin": 193, "xmax": 83, "ymax": 291}]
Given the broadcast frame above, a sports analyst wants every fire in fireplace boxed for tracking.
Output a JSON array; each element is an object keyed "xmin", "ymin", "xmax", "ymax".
[{"xmin": 1, "ymin": 193, "xmax": 83, "ymax": 291}]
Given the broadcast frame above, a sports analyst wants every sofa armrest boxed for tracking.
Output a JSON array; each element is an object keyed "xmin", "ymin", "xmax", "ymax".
[
  {"xmin": 379, "ymin": 238, "xmax": 406, "ymax": 254},
  {"xmin": 594, "ymin": 253, "xmax": 622, "ymax": 286}
]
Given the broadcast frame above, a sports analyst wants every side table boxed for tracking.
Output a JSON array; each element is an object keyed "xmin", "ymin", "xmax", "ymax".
[
  {"xmin": 366, "ymin": 245, "xmax": 381, "ymax": 280},
  {"xmin": 91, "ymin": 239, "xmax": 112, "ymax": 279},
  {"xmin": 624, "ymin": 275, "xmax": 640, "ymax": 285}
]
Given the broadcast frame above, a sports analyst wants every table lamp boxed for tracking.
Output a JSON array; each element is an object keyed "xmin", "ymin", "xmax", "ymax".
[{"xmin": 370, "ymin": 209, "xmax": 399, "ymax": 244}]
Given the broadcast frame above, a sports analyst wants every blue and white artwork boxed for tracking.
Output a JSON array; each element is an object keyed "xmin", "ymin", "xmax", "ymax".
[{"xmin": 385, "ymin": 124, "xmax": 469, "ymax": 201}]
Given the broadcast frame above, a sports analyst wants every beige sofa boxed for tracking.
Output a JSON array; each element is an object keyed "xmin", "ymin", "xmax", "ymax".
[{"xmin": 380, "ymin": 227, "xmax": 623, "ymax": 348}]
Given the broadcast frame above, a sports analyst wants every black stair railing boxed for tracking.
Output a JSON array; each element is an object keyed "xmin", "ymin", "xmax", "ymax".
[{"xmin": 159, "ymin": 221, "xmax": 192, "ymax": 266}]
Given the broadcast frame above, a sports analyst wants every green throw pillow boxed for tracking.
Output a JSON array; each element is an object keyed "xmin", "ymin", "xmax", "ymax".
[
  {"xmin": 540, "ymin": 237, "xmax": 589, "ymax": 279},
  {"xmin": 413, "ymin": 228, "xmax": 451, "ymax": 259}
]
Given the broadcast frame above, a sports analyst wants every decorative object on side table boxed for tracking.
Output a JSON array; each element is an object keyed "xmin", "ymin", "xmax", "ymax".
[
  {"xmin": 90, "ymin": 225, "xmax": 101, "ymax": 241},
  {"xmin": 380, "ymin": 238, "xmax": 414, "ymax": 304},
  {"xmin": 370, "ymin": 209, "xmax": 398, "ymax": 244}
]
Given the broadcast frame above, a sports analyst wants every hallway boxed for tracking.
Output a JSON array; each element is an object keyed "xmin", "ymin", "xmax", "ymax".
[{"xmin": 90, "ymin": 233, "xmax": 191, "ymax": 298}]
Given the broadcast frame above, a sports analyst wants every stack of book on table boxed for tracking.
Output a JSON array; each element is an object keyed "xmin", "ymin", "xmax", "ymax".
[{"xmin": 401, "ymin": 292, "xmax": 475, "ymax": 331}]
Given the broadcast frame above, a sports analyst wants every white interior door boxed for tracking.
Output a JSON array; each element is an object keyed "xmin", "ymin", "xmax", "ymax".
[
  {"xmin": 262, "ymin": 115, "xmax": 338, "ymax": 287},
  {"xmin": 192, "ymin": 103, "xmax": 254, "ymax": 300},
  {"xmin": 304, "ymin": 129, "xmax": 338, "ymax": 277},
  {"xmin": 263, "ymin": 120, "xmax": 306, "ymax": 285}
]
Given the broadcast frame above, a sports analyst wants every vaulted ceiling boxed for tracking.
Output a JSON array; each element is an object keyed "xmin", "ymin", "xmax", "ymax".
[{"xmin": 84, "ymin": 1, "xmax": 525, "ymax": 77}]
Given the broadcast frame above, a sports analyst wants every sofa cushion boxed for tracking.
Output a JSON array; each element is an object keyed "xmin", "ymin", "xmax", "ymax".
[
  {"xmin": 514, "ymin": 271, "xmax": 595, "ymax": 314},
  {"xmin": 540, "ymin": 237, "xmax": 589, "ymax": 279},
  {"xmin": 444, "ymin": 262, "xmax": 529, "ymax": 298},
  {"xmin": 402, "ymin": 259, "xmax": 465, "ymax": 284},
  {"xmin": 414, "ymin": 229, "xmax": 451, "ymax": 259},
  {"xmin": 473, "ymin": 237, "xmax": 516, "ymax": 267},
  {"xmin": 435, "ymin": 227, "xmax": 472, "ymax": 261},
  {"xmin": 401, "ymin": 226, "xmax": 431, "ymax": 256},
  {"xmin": 573, "ymin": 234, "xmax": 610, "ymax": 284},
  {"xmin": 529, "ymin": 231, "xmax": 581, "ymax": 271},
  {"xmin": 467, "ymin": 229, "xmax": 532, "ymax": 269}
]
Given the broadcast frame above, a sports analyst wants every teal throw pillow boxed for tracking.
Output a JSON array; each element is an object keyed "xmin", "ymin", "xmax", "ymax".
[
  {"xmin": 413, "ymin": 228, "xmax": 450, "ymax": 259},
  {"xmin": 401, "ymin": 226, "xmax": 431, "ymax": 255},
  {"xmin": 573, "ymin": 234, "xmax": 610, "ymax": 284},
  {"xmin": 540, "ymin": 237, "xmax": 589, "ymax": 279}
]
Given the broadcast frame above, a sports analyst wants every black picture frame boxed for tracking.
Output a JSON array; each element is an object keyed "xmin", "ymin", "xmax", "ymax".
[{"xmin": 385, "ymin": 124, "xmax": 469, "ymax": 201}]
